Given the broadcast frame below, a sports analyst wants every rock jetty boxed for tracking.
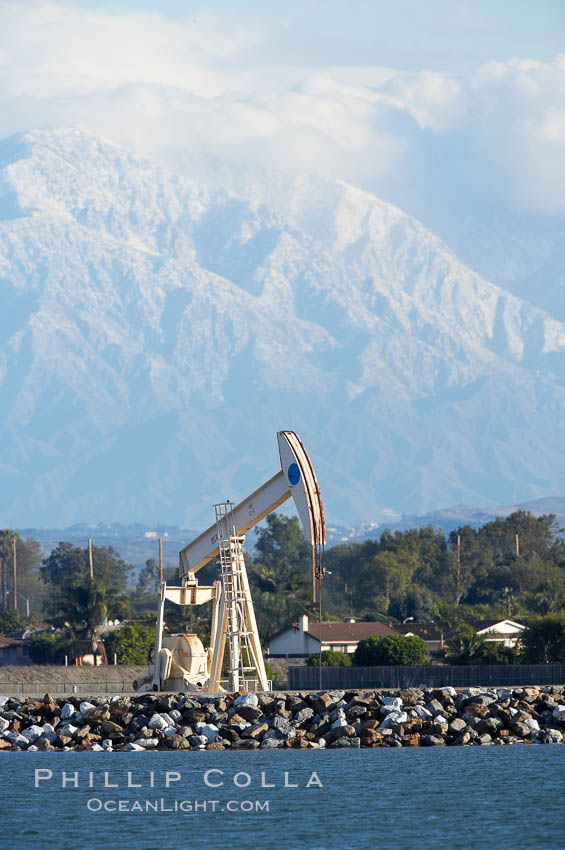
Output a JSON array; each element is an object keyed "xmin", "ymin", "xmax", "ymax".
[{"xmin": 1, "ymin": 687, "xmax": 565, "ymax": 751}]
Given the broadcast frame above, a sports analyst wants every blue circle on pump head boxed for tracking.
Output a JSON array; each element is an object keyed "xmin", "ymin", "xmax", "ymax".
[{"xmin": 288, "ymin": 463, "xmax": 300, "ymax": 486}]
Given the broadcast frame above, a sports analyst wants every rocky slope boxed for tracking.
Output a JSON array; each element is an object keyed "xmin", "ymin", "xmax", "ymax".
[
  {"xmin": 1, "ymin": 687, "xmax": 565, "ymax": 750},
  {"xmin": 2, "ymin": 128, "xmax": 565, "ymax": 527}
]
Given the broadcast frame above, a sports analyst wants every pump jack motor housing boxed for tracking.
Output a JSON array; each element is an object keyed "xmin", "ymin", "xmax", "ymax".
[{"xmin": 133, "ymin": 430, "xmax": 326, "ymax": 695}]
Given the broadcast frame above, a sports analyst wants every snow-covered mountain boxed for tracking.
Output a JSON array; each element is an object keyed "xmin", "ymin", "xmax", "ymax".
[{"xmin": 1, "ymin": 127, "xmax": 565, "ymax": 528}]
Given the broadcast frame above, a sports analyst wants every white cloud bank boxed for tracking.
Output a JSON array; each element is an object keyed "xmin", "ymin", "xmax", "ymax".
[{"xmin": 1, "ymin": 0, "xmax": 564, "ymax": 218}]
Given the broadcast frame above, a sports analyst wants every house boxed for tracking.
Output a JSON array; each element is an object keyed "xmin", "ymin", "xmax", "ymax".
[
  {"xmin": 266, "ymin": 615, "xmax": 397, "ymax": 660},
  {"xmin": 396, "ymin": 618, "xmax": 526, "ymax": 653},
  {"xmin": 0, "ymin": 636, "xmax": 31, "ymax": 666}
]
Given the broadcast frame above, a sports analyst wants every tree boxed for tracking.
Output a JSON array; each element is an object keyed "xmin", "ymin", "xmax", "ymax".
[
  {"xmin": 0, "ymin": 530, "xmax": 45, "ymax": 615},
  {"xmin": 0, "ymin": 610, "xmax": 32, "ymax": 634},
  {"xmin": 306, "ymin": 649, "xmax": 352, "ymax": 667},
  {"xmin": 388, "ymin": 584, "xmax": 436, "ymax": 622},
  {"xmin": 42, "ymin": 542, "xmax": 132, "ymax": 595},
  {"xmin": 445, "ymin": 625, "xmax": 487, "ymax": 665},
  {"xmin": 353, "ymin": 634, "xmax": 427, "ymax": 666},
  {"xmin": 521, "ymin": 615, "xmax": 565, "ymax": 663},
  {"xmin": 104, "ymin": 624, "xmax": 156, "ymax": 664},
  {"xmin": 54, "ymin": 576, "xmax": 107, "ymax": 640},
  {"xmin": 137, "ymin": 558, "xmax": 161, "ymax": 594},
  {"xmin": 434, "ymin": 601, "xmax": 461, "ymax": 650},
  {"xmin": 249, "ymin": 514, "xmax": 314, "ymax": 639},
  {"xmin": 41, "ymin": 542, "xmax": 133, "ymax": 620}
]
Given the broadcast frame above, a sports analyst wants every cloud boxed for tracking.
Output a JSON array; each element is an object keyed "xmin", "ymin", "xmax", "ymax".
[{"xmin": 0, "ymin": 0, "xmax": 564, "ymax": 220}]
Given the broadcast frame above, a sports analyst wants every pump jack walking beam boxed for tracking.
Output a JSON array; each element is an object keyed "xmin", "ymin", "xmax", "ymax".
[{"xmin": 178, "ymin": 431, "xmax": 326, "ymax": 599}]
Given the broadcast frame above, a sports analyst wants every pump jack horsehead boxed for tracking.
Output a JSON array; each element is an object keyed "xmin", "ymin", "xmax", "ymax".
[{"xmin": 133, "ymin": 431, "xmax": 326, "ymax": 695}]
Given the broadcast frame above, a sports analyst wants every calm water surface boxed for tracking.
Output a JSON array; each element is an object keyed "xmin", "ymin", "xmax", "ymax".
[{"xmin": 1, "ymin": 747, "xmax": 564, "ymax": 850}]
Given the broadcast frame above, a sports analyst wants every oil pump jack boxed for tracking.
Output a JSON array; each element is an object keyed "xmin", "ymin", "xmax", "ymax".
[{"xmin": 133, "ymin": 431, "xmax": 325, "ymax": 694}]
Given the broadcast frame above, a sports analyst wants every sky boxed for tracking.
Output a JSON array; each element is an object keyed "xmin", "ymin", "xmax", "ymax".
[{"xmin": 0, "ymin": 0, "xmax": 564, "ymax": 240}]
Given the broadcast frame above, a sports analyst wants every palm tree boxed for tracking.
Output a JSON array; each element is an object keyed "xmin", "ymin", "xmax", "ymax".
[
  {"xmin": 56, "ymin": 576, "xmax": 107, "ymax": 642},
  {"xmin": 434, "ymin": 601, "xmax": 461, "ymax": 650},
  {"xmin": 446, "ymin": 625, "xmax": 487, "ymax": 665}
]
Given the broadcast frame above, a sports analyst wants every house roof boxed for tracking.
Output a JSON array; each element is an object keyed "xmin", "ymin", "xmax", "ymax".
[
  {"xmin": 395, "ymin": 623, "xmax": 442, "ymax": 642},
  {"xmin": 307, "ymin": 620, "xmax": 397, "ymax": 642},
  {"xmin": 268, "ymin": 620, "xmax": 397, "ymax": 644},
  {"xmin": 471, "ymin": 619, "xmax": 525, "ymax": 634},
  {"xmin": 0, "ymin": 636, "xmax": 27, "ymax": 649},
  {"xmin": 396, "ymin": 618, "xmax": 526, "ymax": 643}
]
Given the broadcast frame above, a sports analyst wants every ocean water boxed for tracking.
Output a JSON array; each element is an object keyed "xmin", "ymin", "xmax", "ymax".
[{"xmin": 1, "ymin": 746, "xmax": 564, "ymax": 850}]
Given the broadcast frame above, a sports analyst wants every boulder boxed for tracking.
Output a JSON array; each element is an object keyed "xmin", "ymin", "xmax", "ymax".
[
  {"xmin": 148, "ymin": 713, "xmax": 172, "ymax": 731},
  {"xmin": 242, "ymin": 722, "xmax": 269, "ymax": 740},
  {"xmin": 271, "ymin": 716, "xmax": 295, "ymax": 738},
  {"xmin": 195, "ymin": 722, "xmax": 219, "ymax": 742},
  {"xmin": 293, "ymin": 707, "xmax": 315, "ymax": 726},
  {"xmin": 42, "ymin": 723, "xmax": 57, "ymax": 743},
  {"xmin": 236, "ymin": 705, "xmax": 263, "ymax": 722},
  {"xmin": 233, "ymin": 693, "xmax": 259, "ymax": 709},
  {"xmin": 413, "ymin": 705, "xmax": 433, "ymax": 720},
  {"xmin": 421, "ymin": 735, "xmax": 446, "ymax": 747},
  {"xmin": 101, "ymin": 720, "xmax": 124, "ymax": 736},
  {"xmin": 233, "ymin": 739, "xmax": 260, "ymax": 749},
  {"xmin": 58, "ymin": 723, "xmax": 80, "ymax": 739},
  {"xmin": 360, "ymin": 728, "xmax": 383, "ymax": 747},
  {"xmin": 85, "ymin": 706, "xmax": 111, "ymax": 725},
  {"xmin": 382, "ymin": 697, "xmax": 403, "ymax": 712},
  {"xmin": 136, "ymin": 737, "xmax": 159, "ymax": 748},
  {"xmin": 4, "ymin": 731, "xmax": 29, "ymax": 747},
  {"xmin": 379, "ymin": 711, "xmax": 408, "ymax": 730}
]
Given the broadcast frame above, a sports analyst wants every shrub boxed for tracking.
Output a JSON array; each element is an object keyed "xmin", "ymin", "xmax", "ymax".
[
  {"xmin": 353, "ymin": 634, "xmax": 427, "ymax": 666},
  {"xmin": 28, "ymin": 632, "xmax": 73, "ymax": 664},
  {"xmin": 104, "ymin": 623, "xmax": 156, "ymax": 664},
  {"xmin": 306, "ymin": 650, "xmax": 352, "ymax": 667}
]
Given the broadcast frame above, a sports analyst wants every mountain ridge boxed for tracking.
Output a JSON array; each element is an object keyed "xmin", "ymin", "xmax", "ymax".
[{"xmin": 1, "ymin": 127, "xmax": 565, "ymax": 528}]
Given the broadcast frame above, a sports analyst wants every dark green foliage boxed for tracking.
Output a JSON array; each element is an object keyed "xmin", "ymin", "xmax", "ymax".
[
  {"xmin": 41, "ymin": 542, "xmax": 134, "ymax": 625},
  {"xmin": 306, "ymin": 649, "xmax": 352, "ymax": 667},
  {"xmin": 0, "ymin": 610, "xmax": 32, "ymax": 634},
  {"xmin": 28, "ymin": 631, "xmax": 73, "ymax": 664},
  {"xmin": 521, "ymin": 614, "xmax": 565, "ymax": 663},
  {"xmin": 320, "ymin": 511, "xmax": 565, "ymax": 624},
  {"xmin": 445, "ymin": 625, "xmax": 488, "ymax": 665},
  {"xmin": 249, "ymin": 514, "xmax": 314, "ymax": 640},
  {"xmin": 104, "ymin": 624, "xmax": 156, "ymax": 664},
  {"xmin": 353, "ymin": 634, "xmax": 428, "ymax": 666},
  {"xmin": 42, "ymin": 542, "xmax": 132, "ymax": 598},
  {"xmin": 480, "ymin": 641, "xmax": 523, "ymax": 665},
  {"xmin": 54, "ymin": 576, "xmax": 107, "ymax": 638}
]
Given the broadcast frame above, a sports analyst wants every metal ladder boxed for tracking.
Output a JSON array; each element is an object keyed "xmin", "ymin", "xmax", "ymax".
[{"xmin": 214, "ymin": 501, "xmax": 258, "ymax": 692}]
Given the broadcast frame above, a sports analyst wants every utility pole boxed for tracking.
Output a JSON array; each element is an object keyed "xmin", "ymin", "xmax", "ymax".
[
  {"xmin": 456, "ymin": 534, "xmax": 461, "ymax": 604},
  {"xmin": 88, "ymin": 538, "xmax": 94, "ymax": 579},
  {"xmin": 159, "ymin": 538, "xmax": 163, "ymax": 583},
  {"xmin": 515, "ymin": 534, "xmax": 520, "ymax": 557},
  {"xmin": 12, "ymin": 538, "xmax": 17, "ymax": 611}
]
